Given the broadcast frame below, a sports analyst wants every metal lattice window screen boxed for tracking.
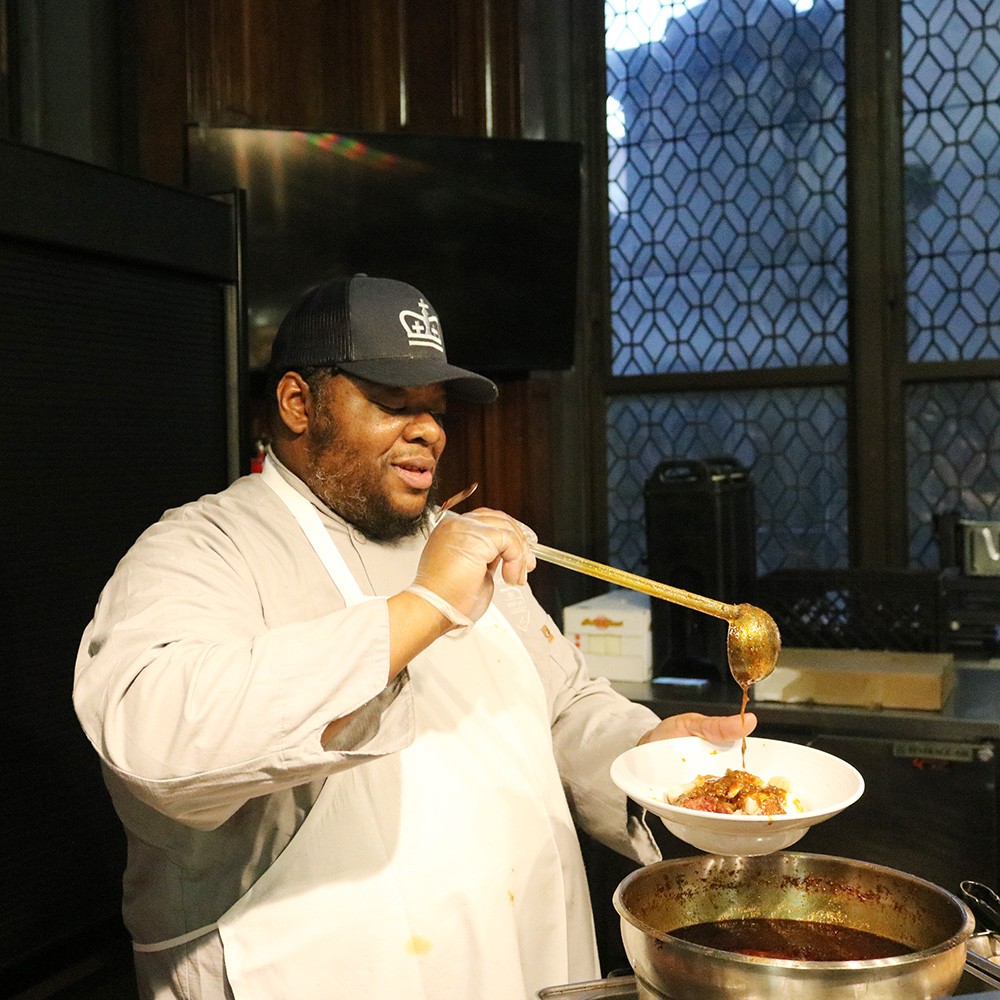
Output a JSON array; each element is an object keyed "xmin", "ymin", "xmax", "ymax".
[
  {"xmin": 605, "ymin": 0, "xmax": 848, "ymax": 574},
  {"xmin": 606, "ymin": 388, "xmax": 848, "ymax": 576},
  {"xmin": 606, "ymin": 0, "xmax": 1000, "ymax": 575},
  {"xmin": 606, "ymin": 0, "xmax": 848, "ymax": 377},
  {"xmin": 904, "ymin": 1, "xmax": 1000, "ymax": 364},
  {"xmin": 907, "ymin": 380, "xmax": 1000, "ymax": 567},
  {"xmin": 903, "ymin": 1, "xmax": 1000, "ymax": 565}
]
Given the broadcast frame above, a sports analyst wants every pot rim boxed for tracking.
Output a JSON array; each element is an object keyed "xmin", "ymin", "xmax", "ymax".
[{"xmin": 614, "ymin": 851, "xmax": 976, "ymax": 971}]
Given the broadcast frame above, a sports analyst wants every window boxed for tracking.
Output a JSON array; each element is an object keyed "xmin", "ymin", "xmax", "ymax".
[
  {"xmin": 602, "ymin": 0, "xmax": 1000, "ymax": 576},
  {"xmin": 902, "ymin": 0, "xmax": 1000, "ymax": 564}
]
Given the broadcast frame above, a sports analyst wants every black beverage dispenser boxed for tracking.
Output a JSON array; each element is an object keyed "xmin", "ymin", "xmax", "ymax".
[{"xmin": 644, "ymin": 456, "xmax": 756, "ymax": 684}]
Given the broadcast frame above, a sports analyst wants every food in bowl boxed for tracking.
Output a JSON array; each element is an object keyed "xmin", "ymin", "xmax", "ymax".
[
  {"xmin": 610, "ymin": 736, "xmax": 865, "ymax": 855},
  {"xmin": 668, "ymin": 768, "xmax": 804, "ymax": 816}
]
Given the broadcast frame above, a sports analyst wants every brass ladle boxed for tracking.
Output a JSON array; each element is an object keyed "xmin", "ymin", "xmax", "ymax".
[
  {"xmin": 529, "ymin": 542, "xmax": 781, "ymax": 688},
  {"xmin": 440, "ymin": 482, "xmax": 479, "ymax": 513},
  {"xmin": 437, "ymin": 485, "xmax": 781, "ymax": 686}
]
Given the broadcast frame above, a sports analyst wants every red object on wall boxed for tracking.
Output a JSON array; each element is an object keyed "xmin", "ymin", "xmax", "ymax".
[{"xmin": 250, "ymin": 441, "xmax": 265, "ymax": 474}]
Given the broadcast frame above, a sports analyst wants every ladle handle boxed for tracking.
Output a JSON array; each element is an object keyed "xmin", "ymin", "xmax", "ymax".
[{"xmin": 529, "ymin": 542, "xmax": 739, "ymax": 622}]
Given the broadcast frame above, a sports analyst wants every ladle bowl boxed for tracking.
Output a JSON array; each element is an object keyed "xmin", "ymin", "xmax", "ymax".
[{"xmin": 727, "ymin": 603, "xmax": 782, "ymax": 687}]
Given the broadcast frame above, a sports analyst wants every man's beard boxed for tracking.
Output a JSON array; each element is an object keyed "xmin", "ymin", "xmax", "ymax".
[{"xmin": 303, "ymin": 414, "xmax": 438, "ymax": 542}]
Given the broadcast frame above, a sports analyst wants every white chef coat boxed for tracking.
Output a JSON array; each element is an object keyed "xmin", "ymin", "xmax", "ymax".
[{"xmin": 73, "ymin": 452, "xmax": 661, "ymax": 998}]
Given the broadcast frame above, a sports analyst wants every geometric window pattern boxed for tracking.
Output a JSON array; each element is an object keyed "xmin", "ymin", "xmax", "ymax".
[
  {"xmin": 604, "ymin": 0, "xmax": 849, "ymax": 577},
  {"xmin": 606, "ymin": 0, "xmax": 1000, "ymax": 577},
  {"xmin": 606, "ymin": 387, "xmax": 848, "ymax": 577},
  {"xmin": 907, "ymin": 380, "xmax": 1000, "ymax": 567},
  {"xmin": 902, "ymin": 1, "xmax": 1000, "ymax": 569},
  {"xmin": 606, "ymin": 0, "xmax": 848, "ymax": 375},
  {"xmin": 903, "ymin": 0, "xmax": 1000, "ymax": 363}
]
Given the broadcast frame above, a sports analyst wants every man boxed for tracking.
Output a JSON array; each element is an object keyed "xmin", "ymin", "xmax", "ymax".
[{"xmin": 74, "ymin": 275, "xmax": 755, "ymax": 1000}]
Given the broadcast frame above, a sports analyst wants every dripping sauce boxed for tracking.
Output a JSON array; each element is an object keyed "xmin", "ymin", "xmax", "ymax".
[{"xmin": 739, "ymin": 681, "xmax": 749, "ymax": 768}]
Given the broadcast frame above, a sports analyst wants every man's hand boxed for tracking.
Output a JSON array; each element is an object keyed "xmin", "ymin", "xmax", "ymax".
[
  {"xmin": 411, "ymin": 508, "xmax": 537, "ymax": 623},
  {"xmin": 637, "ymin": 711, "xmax": 757, "ymax": 746}
]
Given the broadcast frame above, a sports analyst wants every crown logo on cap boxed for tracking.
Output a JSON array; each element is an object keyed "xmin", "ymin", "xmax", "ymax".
[{"xmin": 399, "ymin": 298, "xmax": 444, "ymax": 353}]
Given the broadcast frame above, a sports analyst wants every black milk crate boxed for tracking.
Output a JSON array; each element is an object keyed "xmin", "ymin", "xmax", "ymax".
[
  {"xmin": 755, "ymin": 568, "xmax": 944, "ymax": 652},
  {"xmin": 939, "ymin": 570, "xmax": 1000, "ymax": 654}
]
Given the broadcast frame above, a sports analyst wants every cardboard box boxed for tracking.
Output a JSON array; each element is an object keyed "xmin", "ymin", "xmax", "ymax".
[
  {"xmin": 563, "ymin": 589, "xmax": 652, "ymax": 682},
  {"xmin": 751, "ymin": 647, "xmax": 956, "ymax": 711}
]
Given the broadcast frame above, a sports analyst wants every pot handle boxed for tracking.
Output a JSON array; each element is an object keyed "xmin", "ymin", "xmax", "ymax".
[{"xmin": 961, "ymin": 880, "xmax": 1000, "ymax": 933}]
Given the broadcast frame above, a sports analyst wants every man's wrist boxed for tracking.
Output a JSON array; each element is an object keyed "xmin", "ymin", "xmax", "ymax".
[{"xmin": 403, "ymin": 584, "xmax": 474, "ymax": 634}]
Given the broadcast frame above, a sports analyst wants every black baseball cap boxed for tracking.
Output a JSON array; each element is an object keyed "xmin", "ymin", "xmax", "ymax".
[{"xmin": 268, "ymin": 275, "xmax": 498, "ymax": 404}]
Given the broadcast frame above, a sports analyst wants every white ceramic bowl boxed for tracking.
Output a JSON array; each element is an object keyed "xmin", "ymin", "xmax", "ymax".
[{"xmin": 610, "ymin": 736, "xmax": 864, "ymax": 856}]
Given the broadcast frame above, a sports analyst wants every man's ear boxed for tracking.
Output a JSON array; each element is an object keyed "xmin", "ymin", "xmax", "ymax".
[{"xmin": 274, "ymin": 372, "xmax": 312, "ymax": 434}]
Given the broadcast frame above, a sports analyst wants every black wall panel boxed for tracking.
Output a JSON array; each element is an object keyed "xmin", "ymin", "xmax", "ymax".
[{"xmin": 0, "ymin": 141, "xmax": 239, "ymax": 987}]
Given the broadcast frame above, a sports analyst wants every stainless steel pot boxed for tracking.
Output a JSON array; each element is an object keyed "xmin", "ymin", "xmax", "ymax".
[{"xmin": 613, "ymin": 852, "xmax": 975, "ymax": 1000}]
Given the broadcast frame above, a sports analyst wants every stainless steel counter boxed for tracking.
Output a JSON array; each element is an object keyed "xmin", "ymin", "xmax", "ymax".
[
  {"xmin": 538, "ymin": 951, "xmax": 1000, "ymax": 998},
  {"xmin": 612, "ymin": 660, "xmax": 1000, "ymax": 743}
]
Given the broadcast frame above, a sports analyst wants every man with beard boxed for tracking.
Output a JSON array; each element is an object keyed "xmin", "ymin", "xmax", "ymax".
[{"xmin": 74, "ymin": 275, "xmax": 755, "ymax": 1000}]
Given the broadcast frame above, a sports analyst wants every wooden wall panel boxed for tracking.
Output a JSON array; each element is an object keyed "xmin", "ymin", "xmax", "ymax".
[
  {"xmin": 441, "ymin": 378, "xmax": 557, "ymax": 605},
  {"xmin": 398, "ymin": 0, "xmax": 520, "ymax": 136},
  {"xmin": 184, "ymin": 0, "xmax": 402, "ymax": 130},
  {"xmin": 485, "ymin": 0, "xmax": 522, "ymax": 138},
  {"xmin": 442, "ymin": 380, "xmax": 552, "ymax": 528},
  {"xmin": 137, "ymin": 0, "xmax": 522, "ymax": 175},
  {"xmin": 136, "ymin": 0, "xmax": 189, "ymax": 186},
  {"xmin": 137, "ymin": 0, "xmax": 407, "ymax": 185}
]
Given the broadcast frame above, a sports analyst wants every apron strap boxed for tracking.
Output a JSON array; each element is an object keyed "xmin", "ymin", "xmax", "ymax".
[{"xmin": 260, "ymin": 455, "xmax": 366, "ymax": 605}]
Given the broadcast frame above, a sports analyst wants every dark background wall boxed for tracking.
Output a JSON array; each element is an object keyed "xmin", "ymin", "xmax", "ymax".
[{"xmin": 0, "ymin": 139, "xmax": 240, "ymax": 998}]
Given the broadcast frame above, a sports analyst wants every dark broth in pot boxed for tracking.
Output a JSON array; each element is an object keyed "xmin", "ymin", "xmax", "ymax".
[{"xmin": 670, "ymin": 918, "xmax": 914, "ymax": 961}]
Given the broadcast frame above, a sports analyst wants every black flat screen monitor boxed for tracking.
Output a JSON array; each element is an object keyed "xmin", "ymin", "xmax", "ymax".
[{"xmin": 186, "ymin": 125, "xmax": 583, "ymax": 376}]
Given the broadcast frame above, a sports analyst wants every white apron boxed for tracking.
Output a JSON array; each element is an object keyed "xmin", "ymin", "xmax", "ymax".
[{"xmin": 210, "ymin": 461, "xmax": 598, "ymax": 998}]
